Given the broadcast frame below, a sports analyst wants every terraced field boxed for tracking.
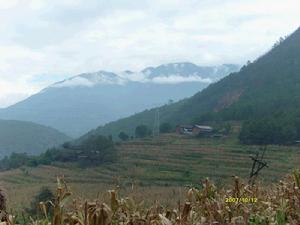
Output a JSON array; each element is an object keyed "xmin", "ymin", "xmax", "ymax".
[
  {"xmin": 1, "ymin": 134, "xmax": 299, "ymax": 210},
  {"xmin": 115, "ymin": 134, "xmax": 300, "ymax": 185}
]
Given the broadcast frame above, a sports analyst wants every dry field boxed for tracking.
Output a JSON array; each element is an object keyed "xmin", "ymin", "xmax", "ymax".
[{"xmin": 2, "ymin": 172, "xmax": 300, "ymax": 225}]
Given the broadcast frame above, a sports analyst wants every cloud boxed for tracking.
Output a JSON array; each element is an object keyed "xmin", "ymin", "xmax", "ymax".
[
  {"xmin": 0, "ymin": 0, "xmax": 299, "ymax": 106},
  {"xmin": 150, "ymin": 75, "xmax": 212, "ymax": 84},
  {"xmin": 50, "ymin": 71, "xmax": 213, "ymax": 88},
  {"xmin": 0, "ymin": 0, "xmax": 19, "ymax": 9},
  {"xmin": 51, "ymin": 76, "xmax": 95, "ymax": 88},
  {"xmin": 0, "ymin": 79, "xmax": 39, "ymax": 108}
]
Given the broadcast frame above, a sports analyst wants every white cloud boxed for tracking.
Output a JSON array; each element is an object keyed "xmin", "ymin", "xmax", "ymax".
[
  {"xmin": 0, "ymin": 0, "xmax": 19, "ymax": 9},
  {"xmin": 0, "ymin": 79, "xmax": 39, "ymax": 108},
  {"xmin": 52, "ymin": 77, "xmax": 94, "ymax": 88},
  {"xmin": 151, "ymin": 75, "xmax": 212, "ymax": 84},
  {"xmin": 50, "ymin": 71, "xmax": 213, "ymax": 88},
  {"xmin": 0, "ymin": 0, "xmax": 300, "ymax": 106}
]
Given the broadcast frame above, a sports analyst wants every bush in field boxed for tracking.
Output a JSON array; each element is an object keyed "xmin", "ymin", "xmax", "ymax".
[
  {"xmin": 0, "ymin": 189, "xmax": 6, "ymax": 212},
  {"xmin": 26, "ymin": 186, "xmax": 54, "ymax": 217},
  {"xmin": 135, "ymin": 125, "xmax": 151, "ymax": 138},
  {"xmin": 79, "ymin": 134, "xmax": 117, "ymax": 164},
  {"xmin": 118, "ymin": 131, "xmax": 129, "ymax": 141},
  {"xmin": 159, "ymin": 122, "xmax": 172, "ymax": 133},
  {"xmin": 42, "ymin": 135, "xmax": 117, "ymax": 165},
  {"xmin": 219, "ymin": 122, "xmax": 232, "ymax": 135}
]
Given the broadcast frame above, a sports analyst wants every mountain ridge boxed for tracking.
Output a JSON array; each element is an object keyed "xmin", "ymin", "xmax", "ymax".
[
  {"xmin": 0, "ymin": 62, "xmax": 239, "ymax": 137},
  {"xmin": 82, "ymin": 27, "xmax": 300, "ymax": 141},
  {"xmin": 47, "ymin": 62, "xmax": 239, "ymax": 89},
  {"xmin": 0, "ymin": 119, "xmax": 70, "ymax": 157}
]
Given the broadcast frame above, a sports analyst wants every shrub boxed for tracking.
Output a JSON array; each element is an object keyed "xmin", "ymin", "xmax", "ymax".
[
  {"xmin": 118, "ymin": 131, "xmax": 129, "ymax": 141},
  {"xmin": 135, "ymin": 125, "xmax": 151, "ymax": 138},
  {"xmin": 159, "ymin": 122, "xmax": 173, "ymax": 133},
  {"xmin": 239, "ymin": 118, "xmax": 297, "ymax": 145},
  {"xmin": 26, "ymin": 187, "xmax": 54, "ymax": 217}
]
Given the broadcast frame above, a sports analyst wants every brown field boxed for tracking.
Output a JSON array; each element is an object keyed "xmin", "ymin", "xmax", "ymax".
[{"xmin": 3, "ymin": 172, "xmax": 300, "ymax": 225}]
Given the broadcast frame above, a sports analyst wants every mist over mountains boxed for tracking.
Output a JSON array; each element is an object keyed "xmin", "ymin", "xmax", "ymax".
[
  {"xmin": 85, "ymin": 27, "xmax": 300, "ymax": 142},
  {"xmin": 0, "ymin": 62, "xmax": 239, "ymax": 137},
  {"xmin": 50, "ymin": 62, "xmax": 238, "ymax": 87}
]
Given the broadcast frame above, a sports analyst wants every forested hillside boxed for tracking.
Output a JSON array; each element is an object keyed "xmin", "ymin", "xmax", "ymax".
[
  {"xmin": 0, "ymin": 119, "xmax": 70, "ymax": 157},
  {"xmin": 85, "ymin": 27, "xmax": 300, "ymax": 144}
]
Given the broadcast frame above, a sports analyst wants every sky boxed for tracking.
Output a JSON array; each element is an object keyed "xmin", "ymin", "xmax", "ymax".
[{"xmin": 0, "ymin": 0, "xmax": 300, "ymax": 108}]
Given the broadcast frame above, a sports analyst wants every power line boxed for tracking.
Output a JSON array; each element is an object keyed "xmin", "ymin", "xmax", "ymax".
[
  {"xmin": 248, "ymin": 146, "xmax": 268, "ymax": 185},
  {"xmin": 153, "ymin": 109, "xmax": 160, "ymax": 138}
]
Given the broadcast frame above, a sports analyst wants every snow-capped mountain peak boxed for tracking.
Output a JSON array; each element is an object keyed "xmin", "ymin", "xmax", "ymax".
[
  {"xmin": 50, "ymin": 62, "xmax": 240, "ymax": 89},
  {"xmin": 2, "ymin": 62, "xmax": 240, "ymax": 137},
  {"xmin": 51, "ymin": 71, "xmax": 127, "ymax": 88}
]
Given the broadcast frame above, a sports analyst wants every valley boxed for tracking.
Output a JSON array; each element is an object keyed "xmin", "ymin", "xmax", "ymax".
[{"xmin": 1, "ymin": 2, "xmax": 300, "ymax": 224}]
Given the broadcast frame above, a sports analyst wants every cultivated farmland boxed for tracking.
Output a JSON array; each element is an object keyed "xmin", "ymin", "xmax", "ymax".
[{"xmin": 0, "ymin": 134, "xmax": 299, "ymax": 210}]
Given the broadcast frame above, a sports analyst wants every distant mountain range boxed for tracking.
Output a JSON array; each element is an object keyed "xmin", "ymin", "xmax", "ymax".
[
  {"xmin": 0, "ymin": 119, "xmax": 70, "ymax": 157},
  {"xmin": 0, "ymin": 62, "xmax": 239, "ymax": 137},
  {"xmin": 82, "ymin": 27, "xmax": 300, "ymax": 140}
]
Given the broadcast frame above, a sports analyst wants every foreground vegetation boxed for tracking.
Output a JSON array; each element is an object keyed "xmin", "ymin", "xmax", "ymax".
[{"xmin": 1, "ymin": 171, "xmax": 300, "ymax": 225}]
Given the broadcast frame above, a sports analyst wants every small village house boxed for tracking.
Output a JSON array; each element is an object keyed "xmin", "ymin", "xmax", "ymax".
[
  {"xmin": 192, "ymin": 125, "xmax": 213, "ymax": 135},
  {"xmin": 176, "ymin": 125, "xmax": 194, "ymax": 135},
  {"xmin": 176, "ymin": 124, "xmax": 213, "ymax": 136}
]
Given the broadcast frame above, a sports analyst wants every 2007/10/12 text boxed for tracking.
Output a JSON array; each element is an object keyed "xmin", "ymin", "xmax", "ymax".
[{"xmin": 225, "ymin": 197, "xmax": 257, "ymax": 203}]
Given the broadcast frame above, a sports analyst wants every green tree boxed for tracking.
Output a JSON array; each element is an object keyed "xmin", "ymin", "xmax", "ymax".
[
  {"xmin": 79, "ymin": 135, "xmax": 117, "ymax": 164},
  {"xmin": 118, "ymin": 131, "xmax": 129, "ymax": 141},
  {"xmin": 39, "ymin": 135, "xmax": 117, "ymax": 167},
  {"xmin": 223, "ymin": 123, "xmax": 232, "ymax": 135},
  {"xmin": 159, "ymin": 122, "xmax": 172, "ymax": 133},
  {"xmin": 239, "ymin": 117, "xmax": 298, "ymax": 145},
  {"xmin": 135, "ymin": 125, "xmax": 150, "ymax": 138},
  {"xmin": 0, "ymin": 153, "xmax": 30, "ymax": 170}
]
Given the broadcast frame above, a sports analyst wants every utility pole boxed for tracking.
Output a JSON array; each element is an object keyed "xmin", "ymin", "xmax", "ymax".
[
  {"xmin": 153, "ymin": 109, "xmax": 160, "ymax": 138},
  {"xmin": 248, "ymin": 146, "xmax": 268, "ymax": 185}
]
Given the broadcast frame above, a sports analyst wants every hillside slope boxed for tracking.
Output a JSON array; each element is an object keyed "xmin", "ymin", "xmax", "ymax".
[
  {"xmin": 0, "ymin": 63, "xmax": 239, "ymax": 137},
  {"xmin": 1, "ymin": 134, "xmax": 299, "ymax": 209},
  {"xmin": 0, "ymin": 119, "xmax": 70, "ymax": 157},
  {"xmin": 86, "ymin": 27, "xmax": 300, "ymax": 139}
]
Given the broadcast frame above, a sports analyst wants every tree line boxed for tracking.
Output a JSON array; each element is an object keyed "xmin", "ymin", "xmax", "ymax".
[
  {"xmin": 118, "ymin": 122, "xmax": 173, "ymax": 141},
  {"xmin": 0, "ymin": 123, "xmax": 174, "ymax": 171},
  {"xmin": 0, "ymin": 135, "xmax": 117, "ymax": 171}
]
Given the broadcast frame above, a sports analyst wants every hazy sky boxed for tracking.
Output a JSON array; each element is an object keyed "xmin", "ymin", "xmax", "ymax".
[{"xmin": 0, "ymin": 0, "xmax": 300, "ymax": 107}]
